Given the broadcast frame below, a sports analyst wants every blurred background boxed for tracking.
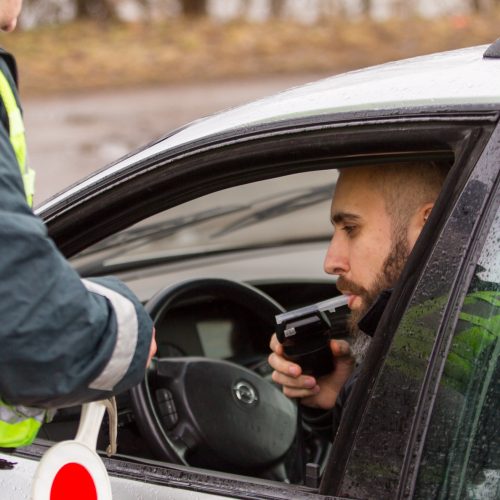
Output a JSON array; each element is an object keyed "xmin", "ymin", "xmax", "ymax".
[{"xmin": 0, "ymin": 0, "xmax": 498, "ymax": 202}]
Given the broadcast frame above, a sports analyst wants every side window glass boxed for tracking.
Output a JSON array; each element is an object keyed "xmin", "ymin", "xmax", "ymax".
[{"xmin": 415, "ymin": 203, "xmax": 500, "ymax": 499}]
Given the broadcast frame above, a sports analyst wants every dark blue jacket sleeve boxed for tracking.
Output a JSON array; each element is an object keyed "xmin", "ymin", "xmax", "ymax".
[{"xmin": 0, "ymin": 55, "xmax": 154, "ymax": 409}]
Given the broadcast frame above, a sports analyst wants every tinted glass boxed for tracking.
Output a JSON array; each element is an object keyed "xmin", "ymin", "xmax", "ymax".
[{"xmin": 415, "ymin": 201, "xmax": 500, "ymax": 499}]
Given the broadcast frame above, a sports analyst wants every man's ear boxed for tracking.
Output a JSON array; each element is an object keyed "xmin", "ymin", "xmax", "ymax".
[
  {"xmin": 421, "ymin": 203, "xmax": 434, "ymax": 225},
  {"xmin": 407, "ymin": 202, "xmax": 434, "ymax": 249}
]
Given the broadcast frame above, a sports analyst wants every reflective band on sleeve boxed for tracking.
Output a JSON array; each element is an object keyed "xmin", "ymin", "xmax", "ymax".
[
  {"xmin": 82, "ymin": 279, "xmax": 139, "ymax": 391},
  {"xmin": 0, "ymin": 402, "xmax": 45, "ymax": 423}
]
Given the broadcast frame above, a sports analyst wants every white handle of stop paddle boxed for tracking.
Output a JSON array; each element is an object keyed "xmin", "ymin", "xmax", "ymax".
[
  {"xmin": 75, "ymin": 401, "xmax": 107, "ymax": 449},
  {"xmin": 76, "ymin": 398, "xmax": 118, "ymax": 456}
]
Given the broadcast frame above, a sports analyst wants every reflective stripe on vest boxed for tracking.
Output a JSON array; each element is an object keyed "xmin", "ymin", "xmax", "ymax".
[
  {"xmin": 0, "ymin": 399, "xmax": 45, "ymax": 448},
  {"xmin": 0, "ymin": 69, "xmax": 35, "ymax": 207}
]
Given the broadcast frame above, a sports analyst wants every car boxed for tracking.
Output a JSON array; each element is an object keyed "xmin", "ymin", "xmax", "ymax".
[{"xmin": 1, "ymin": 41, "xmax": 499, "ymax": 499}]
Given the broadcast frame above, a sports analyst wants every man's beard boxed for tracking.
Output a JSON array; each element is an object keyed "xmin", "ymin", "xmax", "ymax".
[{"xmin": 336, "ymin": 232, "xmax": 410, "ymax": 360}]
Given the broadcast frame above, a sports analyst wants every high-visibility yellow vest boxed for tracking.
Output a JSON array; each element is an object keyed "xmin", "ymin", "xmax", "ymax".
[
  {"xmin": 0, "ymin": 67, "xmax": 44, "ymax": 448},
  {"xmin": 0, "ymin": 68, "xmax": 35, "ymax": 207}
]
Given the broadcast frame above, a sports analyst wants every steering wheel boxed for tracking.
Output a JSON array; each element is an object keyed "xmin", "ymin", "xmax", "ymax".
[{"xmin": 129, "ymin": 278, "xmax": 298, "ymax": 478}]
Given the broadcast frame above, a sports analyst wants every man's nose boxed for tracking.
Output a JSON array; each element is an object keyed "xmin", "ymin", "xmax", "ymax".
[
  {"xmin": 324, "ymin": 233, "xmax": 349, "ymax": 275},
  {"xmin": 1, "ymin": 19, "xmax": 17, "ymax": 32}
]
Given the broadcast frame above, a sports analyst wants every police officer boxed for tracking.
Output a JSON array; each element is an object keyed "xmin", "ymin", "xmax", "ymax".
[{"xmin": 0, "ymin": 0, "xmax": 156, "ymax": 448}]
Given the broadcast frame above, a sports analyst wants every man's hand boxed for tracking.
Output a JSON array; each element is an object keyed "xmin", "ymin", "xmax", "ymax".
[{"xmin": 268, "ymin": 334, "xmax": 354, "ymax": 410}]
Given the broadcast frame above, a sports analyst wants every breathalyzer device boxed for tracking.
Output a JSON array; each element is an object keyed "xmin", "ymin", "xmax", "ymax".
[{"xmin": 275, "ymin": 295, "xmax": 349, "ymax": 378}]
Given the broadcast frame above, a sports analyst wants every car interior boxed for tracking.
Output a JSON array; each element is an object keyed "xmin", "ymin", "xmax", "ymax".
[{"xmin": 38, "ymin": 169, "xmax": 345, "ymax": 483}]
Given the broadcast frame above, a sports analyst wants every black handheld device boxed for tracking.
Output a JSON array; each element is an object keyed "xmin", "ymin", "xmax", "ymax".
[{"xmin": 275, "ymin": 295, "xmax": 349, "ymax": 377}]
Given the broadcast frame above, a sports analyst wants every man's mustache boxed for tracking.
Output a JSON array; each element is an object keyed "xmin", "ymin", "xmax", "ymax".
[{"xmin": 336, "ymin": 276, "xmax": 368, "ymax": 297}]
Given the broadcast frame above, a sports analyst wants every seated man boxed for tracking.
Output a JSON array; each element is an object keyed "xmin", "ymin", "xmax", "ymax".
[{"xmin": 268, "ymin": 161, "xmax": 449, "ymax": 433}]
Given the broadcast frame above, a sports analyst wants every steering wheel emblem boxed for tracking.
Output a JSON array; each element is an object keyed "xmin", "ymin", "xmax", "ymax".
[{"xmin": 233, "ymin": 380, "xmax": 258, "ymax": 406}]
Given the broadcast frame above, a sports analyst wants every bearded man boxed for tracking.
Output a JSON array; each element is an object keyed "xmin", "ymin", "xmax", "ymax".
[{"xmin": 268, "ymin": 161, "xmax": 449, "ymax": 425}]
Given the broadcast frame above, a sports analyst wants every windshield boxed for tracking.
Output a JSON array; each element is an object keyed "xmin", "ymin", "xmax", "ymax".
[{"xmin": 71, "ymin": 170, "xmax": 338, "ymax": 275}]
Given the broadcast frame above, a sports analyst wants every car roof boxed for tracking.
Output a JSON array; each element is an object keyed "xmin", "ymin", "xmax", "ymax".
[
  {"xmin": 38, "ymin": 44, "xmax": 500, "ymax": 212},
  {"xmin": 157, "ymin": 44, "xmax": 500, "ymax": 148}
]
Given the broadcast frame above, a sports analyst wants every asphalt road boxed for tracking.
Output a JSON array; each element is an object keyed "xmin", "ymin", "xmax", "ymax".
[{"xmin": 24, "ymin": 74, "xmax": 324, "ymax": 204}]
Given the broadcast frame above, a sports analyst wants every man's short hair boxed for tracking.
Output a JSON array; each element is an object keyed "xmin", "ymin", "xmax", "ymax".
[{"xmin": 365, "ymin": 160, "xmax": 450, "ymax": 233}]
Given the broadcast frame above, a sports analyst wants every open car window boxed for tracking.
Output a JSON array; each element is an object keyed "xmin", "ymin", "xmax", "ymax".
[{"xmin": 45, "ymin": 169, "xmax": 342, "ymax": 484}]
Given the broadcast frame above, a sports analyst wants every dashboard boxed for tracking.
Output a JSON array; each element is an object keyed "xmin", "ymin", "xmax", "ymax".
[{"xmin": 155, "ymin": 280, "xmax": 339, "ymax": 365}]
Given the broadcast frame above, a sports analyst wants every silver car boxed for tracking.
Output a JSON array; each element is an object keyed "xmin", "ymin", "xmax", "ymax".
[{"xmin": 2, "ymin": 41, "xmax": 499, "ymax": 499}]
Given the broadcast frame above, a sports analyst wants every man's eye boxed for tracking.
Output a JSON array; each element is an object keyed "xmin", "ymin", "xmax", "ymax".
[{"xmin": 343, "ymin": 225, "xmax": 356, "ymax": 235}]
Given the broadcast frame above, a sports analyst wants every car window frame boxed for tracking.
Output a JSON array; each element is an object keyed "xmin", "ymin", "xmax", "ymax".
[{"xmin": 322, "ymin": 120, "xmax": 500, "ymax": 498}]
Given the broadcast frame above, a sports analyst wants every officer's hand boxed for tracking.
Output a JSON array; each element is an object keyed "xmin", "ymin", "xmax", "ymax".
[
  {"xmin": 268, "ymin": 334, "xmax": 354, "ymax": 410},
  {"xmin": 147, "ymin": 327, "xmax": 157, "ymax": 367}
]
